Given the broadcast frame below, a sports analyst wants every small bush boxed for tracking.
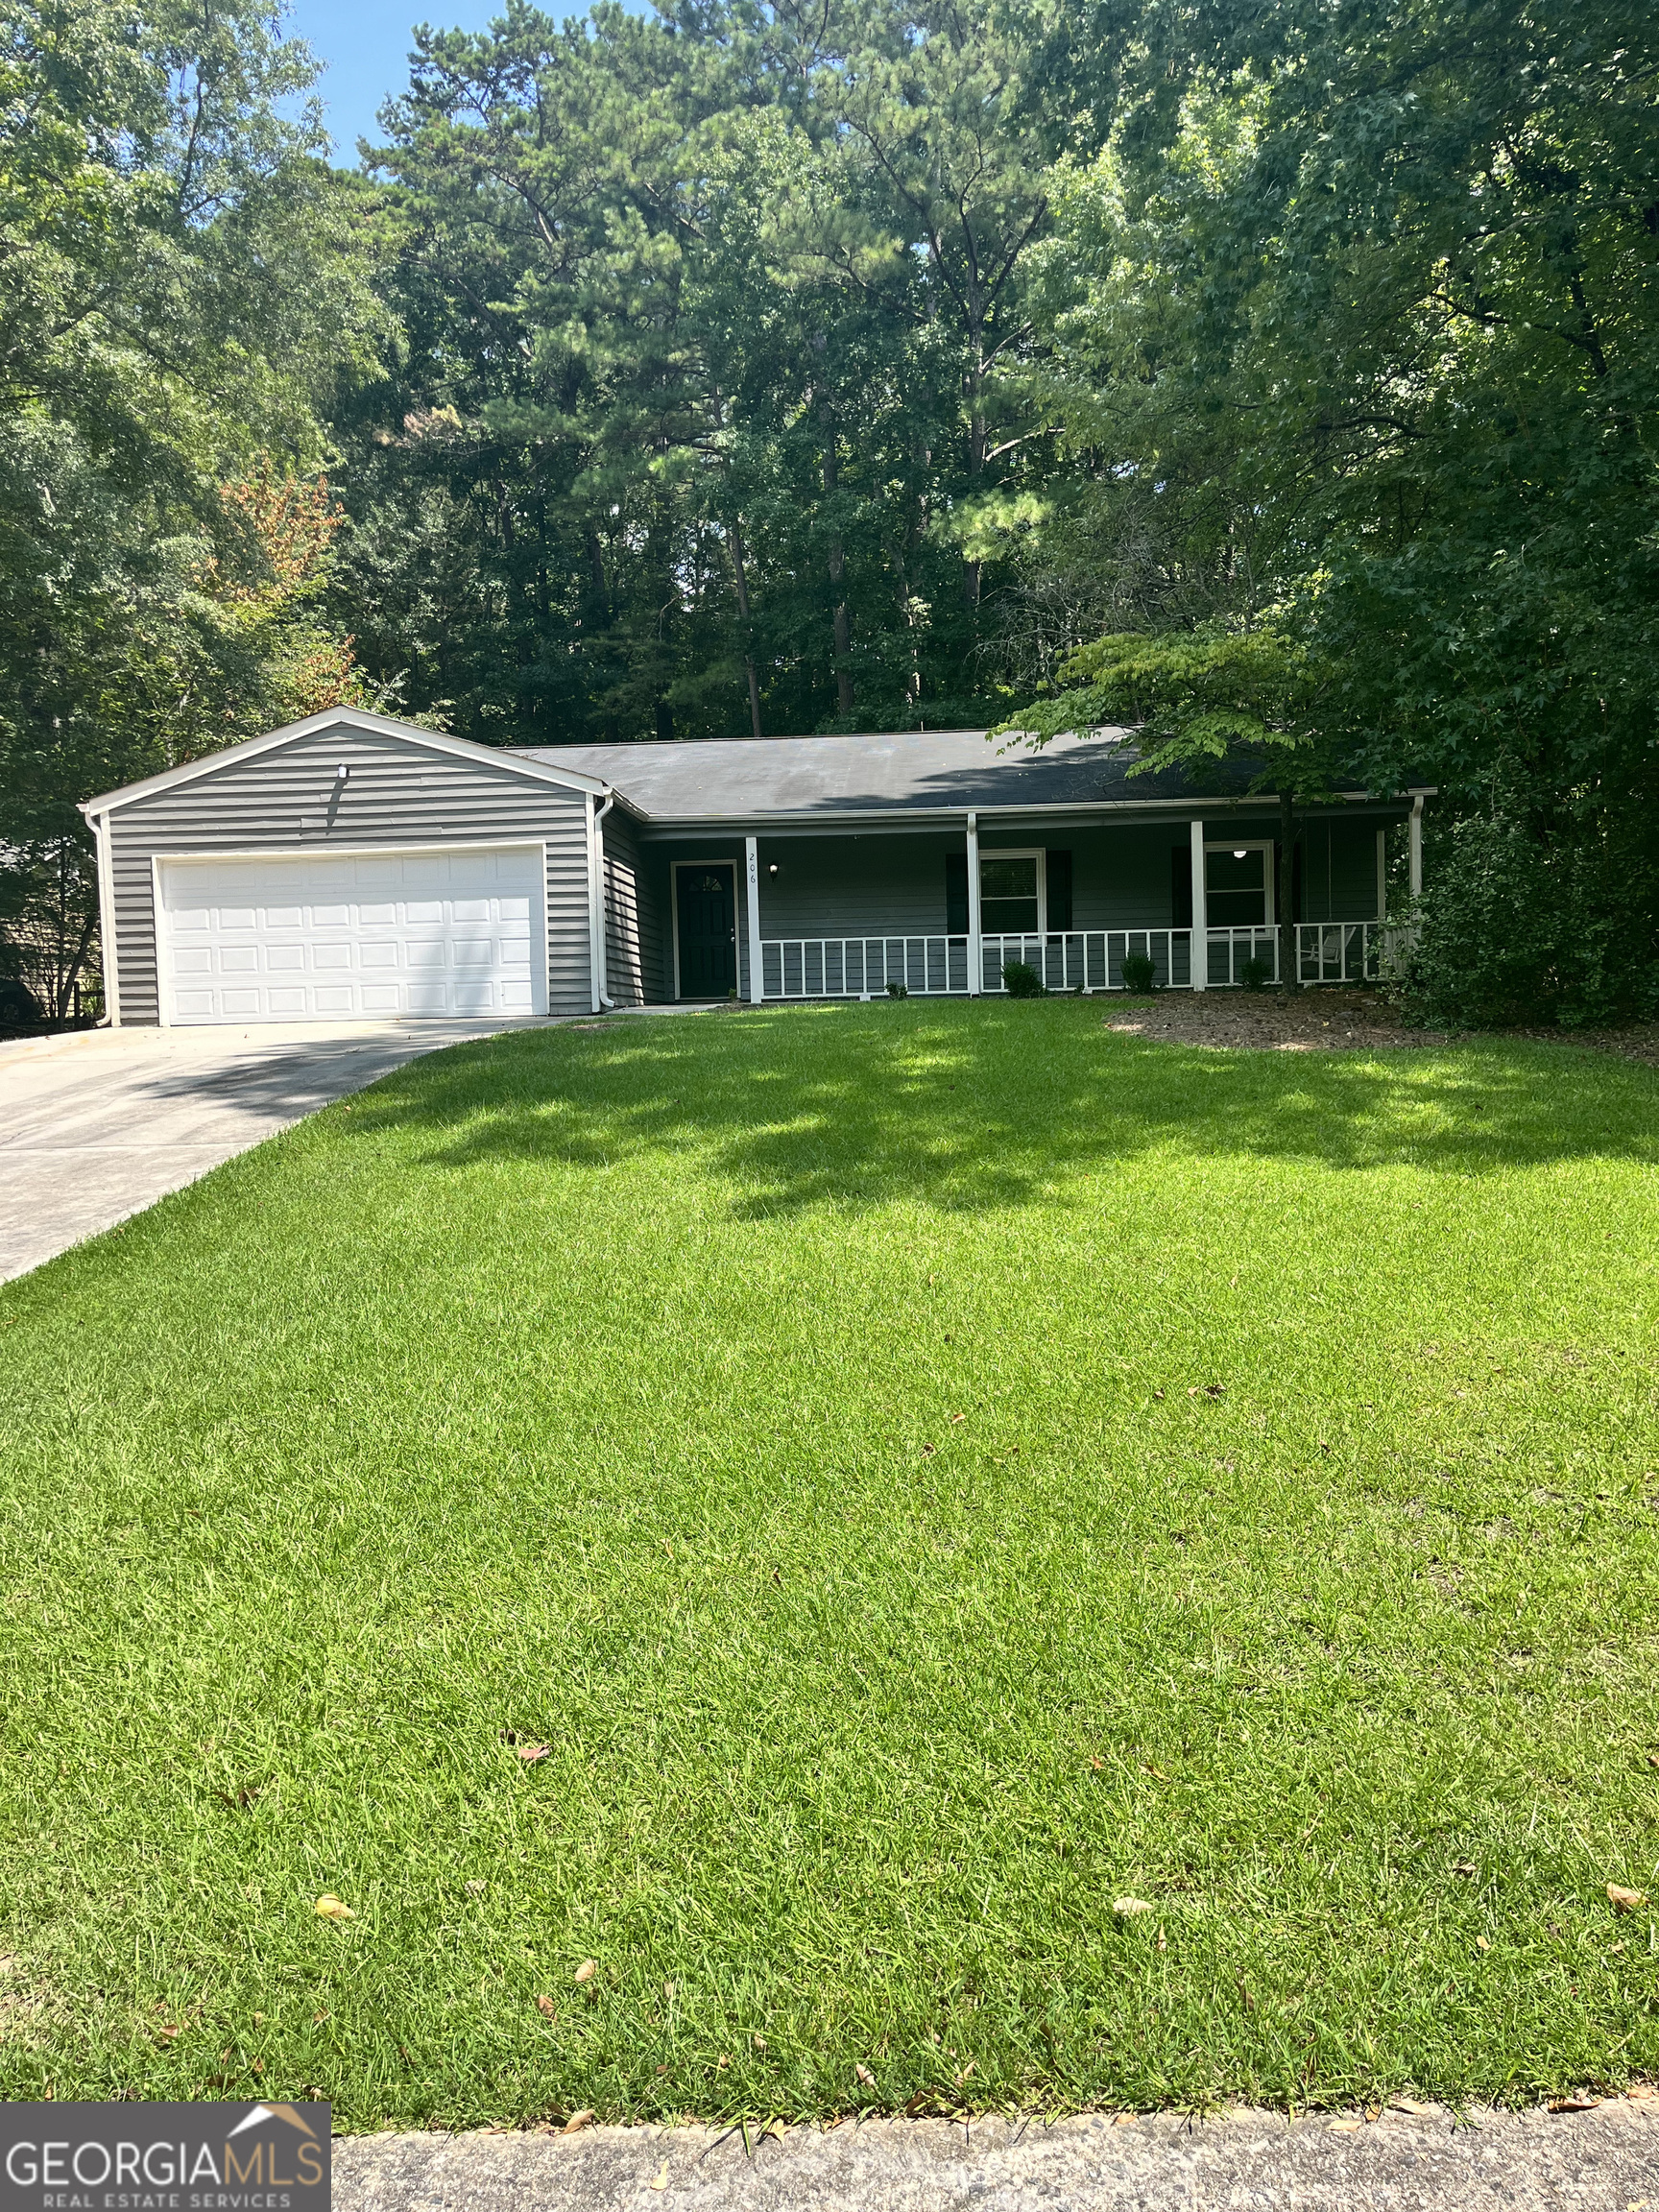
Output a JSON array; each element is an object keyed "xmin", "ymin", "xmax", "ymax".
[
  {"xmin": 1001, "ymin": 960, "xmax": 1045, "ymax": 998},
  {"xmin": 1238, "ymin": 954, "xmax": 1274, "ymax": 992},
  {"xmin": 1119, "ymin": 952, "xmax": 1157, "ymax": 994},
  {"xmin": 886, "ymin": 979, "xmax": 908, "ymax": 998}
]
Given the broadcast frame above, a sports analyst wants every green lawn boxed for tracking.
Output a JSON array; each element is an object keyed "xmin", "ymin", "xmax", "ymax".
[{"xmin": 2, "ymin": 999, "xmax": 1658, "ymax": 2125}]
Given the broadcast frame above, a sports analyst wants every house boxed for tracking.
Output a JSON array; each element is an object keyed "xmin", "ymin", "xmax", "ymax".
[{"xmin": 80, "ymin": 708, "xmax": 1426, "ymax": 1026}]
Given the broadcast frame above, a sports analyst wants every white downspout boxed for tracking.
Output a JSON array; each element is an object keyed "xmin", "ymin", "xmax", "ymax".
[
  {"xmin": 1189, "ymin": 817, "xmax": 1207, "ymax": 991},
  {"xmin": 84, "ymin": 805, "xmax": 120, "ymax": 1026},
  {"xmin": 589, "ymin": 791, "xmax": 616, "ymax": 1012},
  {"xmin": 966, "ymin": 810, "xmax": 982, "ymax": 994},
  {"xmin": 1408, "ymin": 795, "xmax": 1425, "ymax": 902},
  {"xmin": 744, "ymin": 834, "xmax": 763, "ymax": 1003}
]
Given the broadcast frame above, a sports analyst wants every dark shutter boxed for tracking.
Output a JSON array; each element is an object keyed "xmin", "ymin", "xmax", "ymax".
[
  {"xmin": 945, "ymin": 851, "xmax": 969, "ymax": 933},
  {"xmin": 1046, "ymin": 849, "xmax": 1072, "ymax": 932},
  {"xmin": 1170, "ymin": 845, "xmax": 1193, "ymax": 926}
]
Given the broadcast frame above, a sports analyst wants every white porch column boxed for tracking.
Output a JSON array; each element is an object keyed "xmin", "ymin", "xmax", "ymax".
[
  {"xmin": 1377, "ymin": 825, "xmax": 1388, "ymax": 920},
  {"xmin": 1189, "ymin": 816, "xmax": 1208, "ymax": 991},
  {"xmin": 1408, "ymin": 796, "xmax": 1424, "ymax": 902},
  {"xmin": 966, "ymin": 809, "xmax": 982, "ymax": 994},
  {"xmin": 745, "ymin": 834, "xmax": 763, "ymax": 1003}
]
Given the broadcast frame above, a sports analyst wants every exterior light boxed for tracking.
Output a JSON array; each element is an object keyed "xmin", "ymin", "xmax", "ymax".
[
  {"xmin": 768, "ymin": 862, "xmax": 778, "ymax": 874},
  {"xmin": 336, "ymin": 764, "xmax": 350, "ymax": 781},
  {"xmin": 1233, "ymin": 848, "xmax": 1246, "ymax": 858}
]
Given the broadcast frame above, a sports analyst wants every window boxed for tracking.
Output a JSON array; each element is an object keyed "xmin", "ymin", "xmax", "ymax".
[
  {"xmin": 1205, "ymin": 843, "xmax": 1274, "ymax": 926},
  {"xmin": 980, "ymin": 851, "xmax": 1043, "ymax": 934}
]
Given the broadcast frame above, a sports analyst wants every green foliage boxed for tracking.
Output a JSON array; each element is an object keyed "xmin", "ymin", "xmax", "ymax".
[
  {"xmin": 1238, "ymin": 955, "xmax": 1273, "ymax": 993},
  {"xmin": 994, "ymin": 623, "xmax": 1317, "ymax": 779},
  {"xmin": 1403, "ymin": 809, "xmax": 1659, "ymax": 1028},
  {"xmin": 329, "ymin": 0, "xmax": 1070, "ymax": 743},
  {"xmin": 1118, "ymin": 951, "xmax": 1156, "ymax": 993},
  {"xmin": 1000, "ymin": 958, "xmax": 1045, "ymax": 996},
  {"xmin": 0, "ymin": 0, "xmax": 389, "ymax": 1011}
]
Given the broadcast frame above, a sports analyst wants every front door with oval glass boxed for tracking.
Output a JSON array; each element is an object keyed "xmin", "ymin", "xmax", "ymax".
[
  {"xmin": 1205, "ymin": 843, "xmax": 1275, "ymax": 926},
  {"xmin": 675, "ymin": 862, "xmax": 738, "ymax": 997}
]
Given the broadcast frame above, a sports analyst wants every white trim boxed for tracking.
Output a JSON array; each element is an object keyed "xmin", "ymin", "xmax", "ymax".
[
  {"xmin": 620, "ymin": 792, "xmax": 1411, "ymax": 834},
  {"xmin": 1409, "ymin": 796, "xmax": 1425, "ymax": 899},
  {"xmin": 1189, "ymin": 820, "xmax": 1207, "ymax": 991},
  {"xmin": 1377, "ymin": 825, "xmax": 1388, "ymax": 921},
  {"xmin": 744, "ymin": 837, "xmax": 763, "ymax": 1005},
  {"xmin": 977, "ymin": 845, "xmax": 1046, "ymax": 935},
  {"xmin": 965, "ymin": 811, "xmax": 981, "ymax": 996},
  {"xmin": 78, "ymin": 708, "xmax": 608, "ymax": 819},
  {"xmin": 152, "ymin": 837, "xmax": 551, "ymax": 1028},
  {"xmin": 90, "ymin": 810, "xmax": 121, "ymax": 1026},
  {"xmin": 669, "ymin": 856, "xmax": 740, "ymax": 1001},
  {"xmin": 150, "ymin": 854, "xmax": 167, "ymax": 1026},
  {"xmin": 1204, "ymin": 837, "xmax": 1276, "ymax": 926},
  {"xmin": 587, "ymin": 795, "xmax": 615, "ymax": 1014}
]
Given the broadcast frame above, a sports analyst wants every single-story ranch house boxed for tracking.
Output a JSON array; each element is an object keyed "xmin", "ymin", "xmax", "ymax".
[{"xmin": 80, "ymin": 708, "xmax": 1428, "ymax": 1025}]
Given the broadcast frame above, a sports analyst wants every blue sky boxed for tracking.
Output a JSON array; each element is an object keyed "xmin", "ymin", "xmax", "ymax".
[{"xmin": 281, "ymin": 0, "xmax": 637, "ymax": 158}]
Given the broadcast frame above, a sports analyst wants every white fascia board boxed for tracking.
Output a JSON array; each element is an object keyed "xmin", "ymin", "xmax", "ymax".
[
  {"xmin": 627, "ymin": 791, "xmax": 1401, "ymax": 837},
  {"xmin": 78, "ymin": 707, "xmax": 611, "ymax": 819}
]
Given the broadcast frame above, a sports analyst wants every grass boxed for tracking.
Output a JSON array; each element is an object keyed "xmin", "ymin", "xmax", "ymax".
[{"xmin": 1, "ymin": 997, "xmax": 1658, "ymax": 2127}]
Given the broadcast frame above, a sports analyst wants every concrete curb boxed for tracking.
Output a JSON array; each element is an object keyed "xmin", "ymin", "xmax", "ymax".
[{"xmin": 334, "ymin": 2097, "xmax": 1659, "ymax": 2211}]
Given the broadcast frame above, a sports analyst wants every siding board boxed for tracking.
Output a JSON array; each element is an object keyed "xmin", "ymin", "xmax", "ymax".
[{"xmin": 106, "ymin": 725, "xmax": 595, "ymax": 1022}]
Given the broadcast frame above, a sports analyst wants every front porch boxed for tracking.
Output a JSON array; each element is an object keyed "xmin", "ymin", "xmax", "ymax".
[{"xmin": 604, "ymin": 795, "xmax": 1424, "ymax": 1007}]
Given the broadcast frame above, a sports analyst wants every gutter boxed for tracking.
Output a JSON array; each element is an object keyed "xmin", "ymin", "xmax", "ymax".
[{"xmin": 622, "ymin": 790, "xmax": 1428, "ymax": 838}]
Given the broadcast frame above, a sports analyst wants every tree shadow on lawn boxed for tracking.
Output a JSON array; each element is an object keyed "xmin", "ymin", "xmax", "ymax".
[{"xmin": 345, "ymin": 1001, "xmax": 1659, "ymax": 1220}]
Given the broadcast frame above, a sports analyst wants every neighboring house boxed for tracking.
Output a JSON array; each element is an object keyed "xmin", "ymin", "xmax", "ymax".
[{"xmin": 79, "ymin": 708, "xmax": 1427, "ymax": 1026}]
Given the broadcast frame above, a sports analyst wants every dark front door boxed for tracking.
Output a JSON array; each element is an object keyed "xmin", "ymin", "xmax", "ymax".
[{"xmin": 676, "ymin": 862, "xmax": 737, "ymax": 998}]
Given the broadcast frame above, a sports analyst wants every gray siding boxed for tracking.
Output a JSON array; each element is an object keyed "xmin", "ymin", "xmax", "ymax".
[
  {"xmin": 103, "ymin": 724, "xmax": 595, "ymax": 1023},
  {"xmin": 601, "ymin": 807, "xmax": 669, "ymax": 1005},
  {"xmin": 755, "ymin": 832, "xmax": 965, "ymax": 939},
  {"xmin": 753, "ymin": 826, "xmax": 1186, "ymax": 937}
]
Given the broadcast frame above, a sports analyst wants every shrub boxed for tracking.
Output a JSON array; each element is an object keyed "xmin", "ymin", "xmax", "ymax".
[
  {"xmin": 1238, "ymin": 954, "xmax": 1274, "ymax": 992},
  {"xmin": 1119, "ymin": 952, "xmax": 1157, "ymax": 994},
  {"xmin": 885, "ymin": 979, "xmax": 908, "ymax": 998},
  {"xmin": 1400, "ymin": 807, "xmax": 1659, "ymax": 1028},
  {"xmin": 1001, "ymin": 960, "xmax": 1045, "ymax": 998}
]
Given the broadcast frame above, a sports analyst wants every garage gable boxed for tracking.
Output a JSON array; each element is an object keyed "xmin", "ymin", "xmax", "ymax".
[{"xmin": 81, "ymin": 706, "xmax": 605, "ymax": 819}]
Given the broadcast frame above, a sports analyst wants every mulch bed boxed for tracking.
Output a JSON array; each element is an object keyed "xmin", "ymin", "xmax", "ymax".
[{"xmin": 1102, "ymin": 987, "xmax": 1659, "ymax": 1069}]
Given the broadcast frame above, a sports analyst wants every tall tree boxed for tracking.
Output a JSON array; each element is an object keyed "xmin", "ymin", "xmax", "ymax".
[{"xmin": 0, "ymin": 0, "xmax": 388, "ymax": 1016}]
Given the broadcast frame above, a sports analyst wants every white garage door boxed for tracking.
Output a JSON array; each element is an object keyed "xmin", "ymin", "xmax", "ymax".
[{"xmin": 158, "ymin": 845, "xmax": 547, "ymax": 1024}]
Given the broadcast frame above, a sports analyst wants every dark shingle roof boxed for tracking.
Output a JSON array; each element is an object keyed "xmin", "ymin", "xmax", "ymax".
[{"xmin": 507, "ymin": 728, "xmax": 1265, "ymax": 821}]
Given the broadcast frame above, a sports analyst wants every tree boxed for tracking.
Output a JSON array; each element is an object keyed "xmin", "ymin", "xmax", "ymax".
[
  {"xmin": 0, "ymin": 0, "xmax": 388, "ymax": 1017},
  {"xmin": 992, "ymin": 0, "xmax": 1659, "ymax": 1018},
  {"xmin": 995, "ymin": 622, "xmax": 1327, "ymax": 986}
]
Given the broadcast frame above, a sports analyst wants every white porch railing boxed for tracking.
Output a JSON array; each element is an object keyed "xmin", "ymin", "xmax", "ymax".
[
  {"xmin": 980, "ymin": 930, "xmax": 1193, "ymax": 992},
  {"xmin": 757, "ymin": 921, "xmax": 1408, "ymax": 999},
  {"xmin": 760, "ymin": 936, "xmax": 972, "ymax": 999}
]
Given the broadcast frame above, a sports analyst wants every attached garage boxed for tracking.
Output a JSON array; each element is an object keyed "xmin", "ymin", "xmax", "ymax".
[
  {"xmin": 84, "ymin": 709, "xmax": 613, "ymax": 1026},
  {"xmin": 156, "ymin": 845, "xmax": 547, "ymax": 1025}
]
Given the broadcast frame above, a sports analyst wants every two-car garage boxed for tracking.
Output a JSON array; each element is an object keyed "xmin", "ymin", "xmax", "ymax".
[
  {"xmin": 84, "ymin": 709, "xmax": 609, "ymax": 1027},
  {"xmin": 156, "ymin": 845, "xmax": 547, "ymax": 1024}
]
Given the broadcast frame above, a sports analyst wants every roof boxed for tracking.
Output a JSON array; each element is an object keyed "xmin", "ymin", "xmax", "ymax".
[
  {"xmin": 510, "ymin": 728, "xmax": 1268, "ymax": 823},
  {"xmin": 79, "ymin": 706, "xmax": 608, "ymax": 819}
]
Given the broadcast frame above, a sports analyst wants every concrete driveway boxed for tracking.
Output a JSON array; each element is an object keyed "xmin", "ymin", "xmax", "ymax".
[{"xmin": 0, "ymin": 1017, "xmax": 544, "ymax": 1285}]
